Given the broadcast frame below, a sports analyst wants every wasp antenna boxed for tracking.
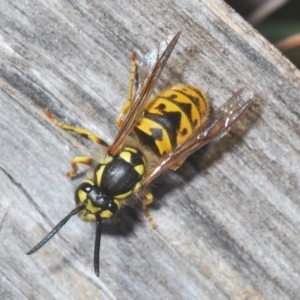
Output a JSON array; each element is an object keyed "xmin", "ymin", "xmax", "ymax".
[
  {"xmin": 27, "ymin": 205, "xmax": 85, "ymax": 255},
  {"xmin": 94, "ymin": 215, "xmax": 102, "ymax": 277}
]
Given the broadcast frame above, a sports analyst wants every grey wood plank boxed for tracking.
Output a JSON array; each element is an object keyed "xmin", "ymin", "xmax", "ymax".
[{"xmin": 1, "ymin": 0, "xmax": 300, "ymax": 299}]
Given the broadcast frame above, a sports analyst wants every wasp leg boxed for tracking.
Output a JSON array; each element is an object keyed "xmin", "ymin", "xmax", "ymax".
[
  {"xmin": 66, "ymin": 156, "xmax": 97, "ymax": 177},
  {"xmin": 142, "ymin": 191, "xmax": 157, "ymax": 229},
  {"xmin": 45, "ymin": 109, "xmax": 108, "ymax": 146},
  {"xmin": 116, "ymin": 52, "xmax": 137, "ymax": 127}
]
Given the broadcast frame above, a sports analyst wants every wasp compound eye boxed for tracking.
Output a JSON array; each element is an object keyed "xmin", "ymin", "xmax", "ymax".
[{"xmin": 82, "ymin": 183, "xmax": 93, "ymax": 193}]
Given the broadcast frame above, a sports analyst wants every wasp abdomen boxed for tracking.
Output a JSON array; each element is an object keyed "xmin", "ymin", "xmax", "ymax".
[{"xmin": 135, "ymin": 85, "xmax": 210, "ymax": 156}]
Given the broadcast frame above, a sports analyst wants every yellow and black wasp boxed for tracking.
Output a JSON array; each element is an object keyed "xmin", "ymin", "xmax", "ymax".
[{"xmin": 27, "ymin": 32, "xmax": 253, "ymax": 276}]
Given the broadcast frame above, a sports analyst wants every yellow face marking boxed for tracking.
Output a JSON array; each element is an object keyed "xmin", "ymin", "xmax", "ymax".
[
  {"xmin": 77, "ymin": 179, "xmax": 94, "ymax": 204},
  {"xmin": 114, "ymin": 190, "xmax": 133, "ymax": 200},
  {"xmin": 86, "ymin": 200, "xmax": 102, "ymax": 214},
  {"xmin": 78, "ymin": 210, "xmax": 96, "ymax": 222},
  {"xmin": 134, "ymin": 164, "xmax": 145, "ymax": 176},
  {"xmin": 77, "ymin": 190, "xmax": 87, "ymax": 204},
  {"xmin": 95, "ymin": 165, "xmax": 106, "ymax": 186},
  {"xmin": 119, "ymin": 151, "xmax": 132, "ymax": 164}
]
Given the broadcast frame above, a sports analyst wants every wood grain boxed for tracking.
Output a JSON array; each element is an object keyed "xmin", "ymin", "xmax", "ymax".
[{"xmin": 1, "ymin": 0, "xmax": 300, "ymax": 299}]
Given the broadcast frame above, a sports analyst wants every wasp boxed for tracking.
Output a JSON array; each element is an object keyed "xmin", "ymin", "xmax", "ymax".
[{"xmin": 27, "ymin": 32, "xmax": 253, "ymax": 276}]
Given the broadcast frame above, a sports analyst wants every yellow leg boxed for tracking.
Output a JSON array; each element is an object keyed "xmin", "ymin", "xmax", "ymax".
[
  {"xmin": 45, "ymin": 109, "xmax": 108, "ymax": 146},
  {"xmin": 142, "ymin": 191, "xmax": 157, "ymax": 229},
  {"xmin": 66, "ymin": 156, "xmax": 97, "ymax": 177},
  {"xmin": 116, "ymin": 52, "xmax": 137, "ymax": 127}
]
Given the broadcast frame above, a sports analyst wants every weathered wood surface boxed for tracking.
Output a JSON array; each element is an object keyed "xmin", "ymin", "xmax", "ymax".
[{"xmin": 1, "ymin": 1, "xmax": 300, "ymax": 299}]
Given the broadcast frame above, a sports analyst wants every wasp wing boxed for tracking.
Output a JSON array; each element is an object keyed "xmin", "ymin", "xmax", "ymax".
[
  {"xmin": 107, "ymin": 32, "xmax": 181, "ymax": 155},
  {"xmin": 137, "ymin": 32, "xmax": 179, "ymax": 94},
  {"xmin": 141, "ymin": 87, "xmax": 253, "ymax": 186}
]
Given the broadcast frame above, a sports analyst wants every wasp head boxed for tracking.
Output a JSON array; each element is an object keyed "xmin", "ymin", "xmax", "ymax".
[{"xmin": 75, "ymin": 179, "xmax": 121, "ymax": 221}]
